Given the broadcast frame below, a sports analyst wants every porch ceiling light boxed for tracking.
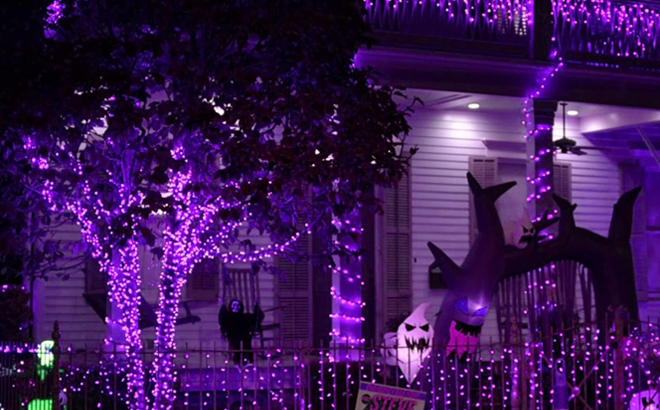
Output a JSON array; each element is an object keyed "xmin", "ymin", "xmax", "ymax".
[
  {"xmin": 468, "ymin": 103, "xmax": 480, "ymax": 110},
  {"xmin": 567, "ymin": 110, "xmax": 578, "ymax": 116}
]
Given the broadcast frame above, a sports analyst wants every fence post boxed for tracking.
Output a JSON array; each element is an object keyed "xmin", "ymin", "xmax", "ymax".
[
  {"xmin": 52, "ymin": 321, "xmax": 61, "ymax": 410},
  {"xmin": 614, "ymin": 308, "xmax": 625, "ymax": 410}
]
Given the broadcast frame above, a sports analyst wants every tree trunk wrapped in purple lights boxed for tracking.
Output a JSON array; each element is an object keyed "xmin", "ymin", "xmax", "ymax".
[
  {"xmin": 424, "ymin": 172, "xmax": 641, "ymax": 407},
  {"xmin": 24, "ymin": 139, "xmax": 149, "ymax": 410},
  {"xmin": 149, "ymin": 149, "xmax": 312, "ymax": 408}
]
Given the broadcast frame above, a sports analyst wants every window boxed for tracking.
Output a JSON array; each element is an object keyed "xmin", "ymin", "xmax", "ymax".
[
  {"xmin": 379, "ymin": 167, "xmax": 412, "ymax": 334},
  {"xmin": 469, "ymin": 157, "xmax": 499, "ymax": 244},
  {"xmin": 84, "ymin": 258, "xmax": 107, "ymax": 294},
  {"xmin": 274, "ymin": 230, "xmax": 313, "ymax": 344},
  {"xmin": 185, "ymin": 258, "xmax": 220, "ymax": 301},
  {"xmin": 468, "ymin": 157, "xmax": 572, "ymax": 244},
  {"xmin": 553, "ymin": 163, "xmax": 572, "ymax": 203}
]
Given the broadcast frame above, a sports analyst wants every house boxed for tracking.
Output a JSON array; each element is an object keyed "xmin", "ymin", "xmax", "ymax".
[{"xmin": 31, "ymin": 0, "xmax": 660, "ymax": 351}]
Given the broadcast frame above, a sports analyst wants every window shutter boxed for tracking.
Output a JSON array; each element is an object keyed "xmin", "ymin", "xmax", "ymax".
[
  {"xmin": 185, "ymin": 258, "xmax": 220, "ymax": 301},
  {"xmin": 621, "ymin": 163, "xmax": 647, "ymax": 302},
  {"xmin": 382, "ymin": 168, "xmax": 412, "ymax": 326},
  {"xmin": 84, "ymin": 258, "xmax": 107, "ymax": 294},
  {"xmin": 553, "ymin": 162, "xmax": 572, "ymax": 203},
  {"xmin": 275, "ymin": 228, "xmax": 313, "ymax": 345},
  {"xmin": 469, "ymin": 157, "xmax": 498, "ymax": 244}
]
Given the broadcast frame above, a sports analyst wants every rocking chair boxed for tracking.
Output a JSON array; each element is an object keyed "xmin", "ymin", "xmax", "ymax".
[{"xmin": 221, "ymin": 266, "xmax": 280, "ymax": 350}]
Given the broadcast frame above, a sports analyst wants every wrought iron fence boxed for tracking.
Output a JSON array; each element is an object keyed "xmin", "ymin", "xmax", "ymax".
[{"xmin": 4, "ymin": 317, "xmax": 660, "ymax": 409}]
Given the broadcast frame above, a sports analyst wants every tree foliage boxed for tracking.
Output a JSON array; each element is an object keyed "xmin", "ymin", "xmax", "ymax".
[{"xmin": 3, "ymin": 0, "xmax": 416, "ymax": 407}]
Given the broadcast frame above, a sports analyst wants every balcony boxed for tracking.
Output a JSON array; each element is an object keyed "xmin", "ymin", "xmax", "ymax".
[
  {"xmin": 364, "ymin": 0, "xmax": 660, "ymax": 68},
  {"xmin": 553, "ymin": 0, "xmax": 660, "ymax": 68},
  {"xmin": 365, "ymin": 0, "xmax": 531, "ymax": 56}
]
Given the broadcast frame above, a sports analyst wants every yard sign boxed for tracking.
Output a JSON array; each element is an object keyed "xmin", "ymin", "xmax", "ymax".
[{"xmin": 355, "ymin": 382, "xmax": 426, "ymax": 410}]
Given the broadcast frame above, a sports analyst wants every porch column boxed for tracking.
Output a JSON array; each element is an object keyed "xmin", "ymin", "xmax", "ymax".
[
  {"xmin": 526, "ymin": 99, "xmax": 558, "ymax": 218},
  {"xmin": 312, "ymin": 220, "xmax": 333, "ymax": 348},
  {"xmin": 332, "ymin": 209, "xmax": 363, "ymax": 357}
]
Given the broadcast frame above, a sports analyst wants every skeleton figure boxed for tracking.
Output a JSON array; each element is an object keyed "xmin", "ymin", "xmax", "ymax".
[
  {"xmin": 380, "ymin": 303, "xmax": 434, "ymax": 383},
  {"xmin": 218, "ymin": 299, "xmax": 264, "ymax": 364}
]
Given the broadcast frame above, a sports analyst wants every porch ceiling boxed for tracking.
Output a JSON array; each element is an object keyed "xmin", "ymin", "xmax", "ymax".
[
  {"xmin": 585, "ymin": 124, "xmax": 660, "ymax": 167},
  {"xmin": 404, "ymin": 89, "xmax": 658, "ymax": 121},
  {"xmin": 400, "ymin": 88, "xmax": 660, "ymax": 165},
  {"xmin": 359, "ymin": 46, "xmax": 660, "ymax": 110}
]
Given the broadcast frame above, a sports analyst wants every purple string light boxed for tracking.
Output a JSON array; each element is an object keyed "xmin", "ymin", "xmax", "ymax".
[{"xmin": 329, "ymin": 216, "xmax": 367, "ymax": 349}]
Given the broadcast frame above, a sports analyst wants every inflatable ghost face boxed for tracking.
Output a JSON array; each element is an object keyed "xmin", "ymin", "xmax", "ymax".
[
  {"xmin": 397, "ymin": 303, "xmax": 433, "ymax": 360},
  {"xmin": 380, "ymin": 303, "xmax": 434, "ymax": 383}
]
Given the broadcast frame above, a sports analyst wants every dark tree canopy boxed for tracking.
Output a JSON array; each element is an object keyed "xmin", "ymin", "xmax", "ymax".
[{"xmin": 6, "ymin": 0, "xmax": 416, "ymax": 260}]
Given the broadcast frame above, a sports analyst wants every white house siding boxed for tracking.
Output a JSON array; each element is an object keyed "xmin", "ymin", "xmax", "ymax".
[
  {"xmin": 36, "ymin": 223, "xmax": 276, "ymax": 350},
  {"xmin": 35, "ymin": 221, "xmax": 106, "ymax": 348},
  {"xmin": 405, "ymin": 106, "xmax": 622, "ymax": 343}
]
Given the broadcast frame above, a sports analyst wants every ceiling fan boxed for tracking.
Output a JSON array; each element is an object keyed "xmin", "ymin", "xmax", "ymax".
[{"xmin": 553, "ymin": 102, "xmax": 609, "ymax": 156}]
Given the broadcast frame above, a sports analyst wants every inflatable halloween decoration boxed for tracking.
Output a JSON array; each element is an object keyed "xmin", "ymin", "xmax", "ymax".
[
  {"xmin": 380, "ymin": 332, "xmax": 399, "ymax": 367},
  {"xmin": 629, "ymin": 389, "xmax": 660, "ymax": 410},
  {"xmin": 428, "ymin": 173, "xmax": 521, "ymax": 350},
  {"xmin": 427, "ymin": 172, "xmax": 641, "ymax": 352},
  {"xmin": 218, "ymin": 299, "xmax": 264, "ymax": 364},
  {"xmin": 503, "ymin": 208, "xmax": 537, "ymax": 248},
  {"xmin": 380, "ymin": 303, "xmax": 434, "ymax": 383}
]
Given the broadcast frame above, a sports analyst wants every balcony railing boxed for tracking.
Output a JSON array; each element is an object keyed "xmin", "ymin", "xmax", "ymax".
[
  {"xmin": 553, "ymin": 0, "xmax": 660, "ymax": 64},
  {"xmin": 364, "ymin": 0, "xmax": 531, "ymax": 55},
  {"xmin": 364, "ymin": 0, "xmax": 660, "ymax": 66}
]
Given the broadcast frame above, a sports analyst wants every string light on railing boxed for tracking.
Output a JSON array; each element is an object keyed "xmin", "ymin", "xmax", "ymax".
[
  {"xmin": 363, "ymin": 0, "xmax": 531, "ymax": 31},
  {"xmin": 552, "ymin": 0, "xmax": 660, "ymax": 61},
  {"xmin": 42, "ymin": 329, "xmax": 660, "ymax": 410}
]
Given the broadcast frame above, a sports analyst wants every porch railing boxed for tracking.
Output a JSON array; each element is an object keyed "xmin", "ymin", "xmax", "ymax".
[
  {"xmin": 365, "ymin": 0, "xmax": 530, "ymax": 55},
  {"xmin": 364, "ymin": 0, "xmax": 660, "ymax": 66},
  {"xmin": 3, "ymin": 318, "xmax": 660, "ymax": 409},
  {"xmin": 553, "ymin": 0, "xmax": 660, "ymax": 64}
]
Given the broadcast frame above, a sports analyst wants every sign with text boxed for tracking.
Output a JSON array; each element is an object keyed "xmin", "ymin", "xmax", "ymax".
[{"xmin": 355, "ymin": 382, "xmax": 426, "ymax": 410}]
